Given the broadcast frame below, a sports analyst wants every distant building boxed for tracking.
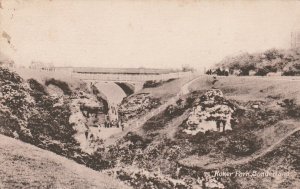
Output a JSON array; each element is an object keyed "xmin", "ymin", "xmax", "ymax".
[
  {"xmin": 29, "ymin": 61, "xmax": 55, "ymax": 71},
  {"xmin": 291, "ymin": 31, "xmax": 300, "ymax": 48}
]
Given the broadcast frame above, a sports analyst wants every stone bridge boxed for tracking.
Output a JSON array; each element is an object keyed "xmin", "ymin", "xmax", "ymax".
[
  {"xmin": 69, "ymin": 68, "xmax": 193, "ymax": 97},
  {"xmin": 14, "ymin": 67, "xmax": 193, "ymax": 103}
]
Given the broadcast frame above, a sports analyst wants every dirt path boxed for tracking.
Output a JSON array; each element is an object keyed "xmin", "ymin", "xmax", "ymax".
[
  {"xmin": 104, "ymin": 75, "xmax": 204, "ymax": 146},
  {"xmin": 0, "ymin": 134, "xmax": 131, "ymax": 189},
  {"xmin": 158, "ymin": 110, "xmax": 191, "ymax": 139},
  {"xmin": 180, "ymin": 126, "xmax": 300, "ymax": 170}
]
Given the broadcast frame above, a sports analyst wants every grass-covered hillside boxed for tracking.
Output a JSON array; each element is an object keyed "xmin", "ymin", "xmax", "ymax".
[
  {"xmin": 0, "ymin": 134, "xmax": 129, "ymax": 189},
  {"xmin": 213, "ymin": 48, "xmax": 300, "ymax": 76},
  {"xmin": 101, "ymin": 75, "xmax": 300, "ymax": 188},
  {"xmin": 1, "ymin": 66, "xmax": 299, "ymax": 188}
]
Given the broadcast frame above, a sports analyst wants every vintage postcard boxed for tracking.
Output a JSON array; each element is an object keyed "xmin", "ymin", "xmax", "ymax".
[{"xmin": 0, "ymin": 0, "xmax": 299, "ymax": 188}]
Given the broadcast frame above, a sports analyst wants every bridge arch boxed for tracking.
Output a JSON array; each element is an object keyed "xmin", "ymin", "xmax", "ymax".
[
  {"xmin": 115, "ymin": 82, "xmax": 135, "ymax": 96},
  {"xmin": 91, "ymin": 81, "xmax": 126, "ymax": 105}
]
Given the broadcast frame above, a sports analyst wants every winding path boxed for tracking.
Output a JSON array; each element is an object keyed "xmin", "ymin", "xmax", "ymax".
[{"xmin": 180, "ymin": 125, "xmax": 300, "ymax": 170}]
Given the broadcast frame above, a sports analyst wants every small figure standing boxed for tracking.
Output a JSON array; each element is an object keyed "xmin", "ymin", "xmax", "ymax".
[
  {"xmin": 121, "ymin": 122, "xmax": 125, "ymax": 131},
  {"xmin": 85, "ymin": 130, "xmax": 89, "ymax": 139},
  {"xmin": 212, "ymin": 76, "xmax": 218, "ymax": 86},
  {"xmin": 117, "ymin": 120, "xmax": 121, "ymax": 129},
  {"xmin": 98, "ymin": 124, "xmax": 102, "ymax": 132}
]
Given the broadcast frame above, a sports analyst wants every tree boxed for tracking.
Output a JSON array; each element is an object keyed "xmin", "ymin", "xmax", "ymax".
[{"xmin": 181, "ymin": 64, "xmax": 195, "ymax": 72}]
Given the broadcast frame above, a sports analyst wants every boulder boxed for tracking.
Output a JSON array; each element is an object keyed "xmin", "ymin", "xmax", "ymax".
[
  {"xmin": 185, "ymin": 89, "xmax": 237, "ymax": 134},
  {"xmin": 119, "ymin": 93, "xmax": 160, "ymax": 121}
]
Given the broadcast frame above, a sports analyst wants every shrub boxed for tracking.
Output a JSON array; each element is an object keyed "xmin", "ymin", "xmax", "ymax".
[
  {"xmin": 45, "ymin": 78, "xmax": 72, "ymax": 95},
  {"xmin": 0, "ymin": 67, "xmax": 22, "ymax": 83},
  {"xmin": 143, "ymin": 80, "xmax": 162, "ymax": 88},
  {"xmin": 28, "ymin": 78, "xmax": 47, "ymax": 95},
  {"xmin": 28, "ymin": 78, "xmax": 48, "ymax": 102},
  {"xmin": 215, "ymin": 48, "xmax": 300, "ymax": 76},
  {"xmin": 143, "ymin": 79, "xmax": 176, "ymax": 88},
  {"xmin": 282, "ymin": 99, "xmax": 300, "ymax": 118},
  {"xmin": 124, "ymin": 132, "xmax": 151, "ymax": 149},
  {"xmin": 0, "ymin": 82, "xmax": 34, "ymax": 119},
  {"xmin": 0, "ymin": 110, "xmax": 21, "ymax": 137},
  {"xmin": 165, "ymin": 105, "xmax": 185, "ymax": 118},
  {"xmin": 27, "ymin": 101, "xmax": 76, "ymax": 144},
  {"xmin": 227, "ymin": 132, "xmax": 261, "ymax": 156}
]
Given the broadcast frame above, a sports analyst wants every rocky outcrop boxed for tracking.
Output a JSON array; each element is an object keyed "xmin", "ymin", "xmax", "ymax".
[
  {"xmin": 69, "ymin": 94, "xmax": 106, "ymax": 154},
  {"xmin": 185, "ymin": 89, "xmax": 237, "ymax": 134},
  {"xmin": 119, "ymin": 93, "xmax": 161, "ymax": 121}
]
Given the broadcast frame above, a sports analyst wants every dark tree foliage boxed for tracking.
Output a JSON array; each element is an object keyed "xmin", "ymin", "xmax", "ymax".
[
  {"xmin": 45, "ymin": 78, "xmax": 72, "ymax": 95},
  {"xmin": 143, "ymin": 79, "xmax": 176, "ymax": 88},
  {"xmin": 215, "ymin": 48, "xmax": 300, "ymax": 76}
]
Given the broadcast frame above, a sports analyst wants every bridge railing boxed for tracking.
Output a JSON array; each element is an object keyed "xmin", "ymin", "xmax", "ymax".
[{"xmin": 71, "ymin": 71, "xmax": 194, "ymax": 81}]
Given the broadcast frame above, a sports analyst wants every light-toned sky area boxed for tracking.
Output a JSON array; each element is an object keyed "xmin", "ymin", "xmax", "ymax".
[{"xmin": 1, "ymin": 0, "xmax": 300, "ymax": 70}]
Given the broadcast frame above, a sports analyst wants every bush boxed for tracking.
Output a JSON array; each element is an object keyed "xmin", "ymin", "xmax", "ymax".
[
  {"xmin": 27, "ymin": 99, "xmax": 76, "ymax": 144},
  {"xmin": 28, "ymin": 79, "xmax": 48, "ymax": 102},
  {"xmin": 0, "ymin": 67, "xmax": 22, "ymax": 83},
  {"xmin": 165, "ymin": 104, "xmax": 185, "ymax": 118},
  {"xmin": 28, "ymin": 78, "xmax": 47, "ymax": 95},
  {"xmin": 124, "ymin": 132, "xmax": 152, "ymax": 149},
  {"xmin": 282, "ymin": 99, "xmax": 300, "ymax": 118},
  {"xmin": 143, "ymin": 80, "xmax": 162, "ymax": 88},
  {"xmin": 0, "ymin": 110, "xmax": 21, "ymax": 137},
  {"xmin": 227, "ymin": 132, "xmax": 261, "ymax": 156},
  {"xmin": 143, "ymin": 79, "xmax": 176, "ymax": 88},
  {"xmin": 215, "ymin": 48, "xmax": 300, "ymax": 76},
  {"xmin": 45, "ymin": 78, "xmax": 72, "ymax": 95},
  {"xmin": 0, "ymin": 82, "xmax": 34, "ymax": 119}
]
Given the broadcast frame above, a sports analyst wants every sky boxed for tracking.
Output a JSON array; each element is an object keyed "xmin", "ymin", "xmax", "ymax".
[{"xmin": 1, "ymin": 0, "xmax": 300, "ymax": 70}]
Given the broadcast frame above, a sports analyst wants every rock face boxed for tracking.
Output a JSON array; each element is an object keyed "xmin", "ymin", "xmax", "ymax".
[
  {"xmin": 119, "ymin": 93, "xmax": 161, "ymax": 121},
  {"xmin": 69, "ymin": 93, "xmax": 106, "ymax": 154},
  {"xmin": 185, "ymin": 89, "xmax": 237, "ymax": 134}
]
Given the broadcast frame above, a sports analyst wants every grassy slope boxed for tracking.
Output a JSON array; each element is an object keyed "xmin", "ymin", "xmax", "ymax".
[
  {"xmin": 0, "ymin": 134, "xmax": 130, "ymax": 189},
  {"xmin": 112, "ymin": 75, "xmax": 299, "ymax": 188},
  {"xmin": 181, "ymin": 75, "xmax": 300, "ymax": 187},
  {"xmin": 139, "ymin": 75, "xmax": 198, "ymax": 103},
  {"xmin": 189, "ymin": 76, "xmax": 300, "ymax": 103},
  {"xmin": 231, "ymin": 130, "xmax": 300, "ymax": 189},
  {"xmin": 187, "ymin": 75, "xmax": 300, "ymax": 153}
]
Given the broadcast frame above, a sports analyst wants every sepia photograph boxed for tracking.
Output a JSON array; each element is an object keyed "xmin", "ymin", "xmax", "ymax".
[{"xmin": 0, "ymin": 0, "xmax": 300, "ymax": 188}]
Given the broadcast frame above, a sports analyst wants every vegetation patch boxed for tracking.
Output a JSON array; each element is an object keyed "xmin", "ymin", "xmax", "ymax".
[
  {"xmin": 214, "ymin": 48, "xmax": 300, "ymax": 76},
  {"xmin": 119, "ymin": 93, "xmax": 161, "ymax": 121},
  {"xmin": 226, "ymin": 132, "xmax": 262, "ymax": 156},
  {"xmin": 28, "ymin": 78, "xmax": 47, "ymax": 95},
  {"xmin": 45, "ymin": 78, "xmax": 72, "ymax": 95},
  {"xmin": 143, "ymin": 78, "xmax": 176, "ymax": 88}
]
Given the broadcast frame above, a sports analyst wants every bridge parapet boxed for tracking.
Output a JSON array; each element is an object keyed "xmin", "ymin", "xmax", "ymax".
[{"xmin": 71, "ymin": 71, "xmax": 193, "ymax": 82}]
